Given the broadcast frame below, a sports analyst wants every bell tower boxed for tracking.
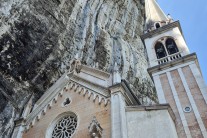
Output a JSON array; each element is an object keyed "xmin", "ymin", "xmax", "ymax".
[{"xmin": 142, "ymin": 0, "xmax": 207, "ymax": 137}]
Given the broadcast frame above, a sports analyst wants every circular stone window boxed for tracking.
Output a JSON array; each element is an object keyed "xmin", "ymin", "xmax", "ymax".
[
  {"xmin": 184, "ymin": 106, "xmax": 192, "ymax": 113},
  {"xmin": 52, "ymin": 115, "xmax": 77, "ymax": 138}
]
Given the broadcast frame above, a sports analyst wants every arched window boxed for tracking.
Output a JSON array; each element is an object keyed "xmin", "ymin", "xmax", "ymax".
[
  {"xmin": 46, "ymin": 112, "xmax": 78, "ymax": 138},
  {"xmin": 52, "ymin": 115, "xmax": 77, "ymax": 138},
  {"xmin": 155, "ymin": 22, "xmax": 161, "ymax": 29},
  {"xmin": 166, "ymin": 38, "xmax": 179, "ymax": 55},
  {"xmin": 155, "ymin": 42, "xmax": 167, "ymax": 59}
]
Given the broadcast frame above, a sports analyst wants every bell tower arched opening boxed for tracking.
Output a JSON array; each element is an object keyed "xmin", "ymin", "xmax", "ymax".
[
  {"xmin": 166, "ymin": 38, "xmax": 179, "ymax": 55},
  {"xmin": 155, "ymin": 42, "xmax": 167, "ymax": 59}
]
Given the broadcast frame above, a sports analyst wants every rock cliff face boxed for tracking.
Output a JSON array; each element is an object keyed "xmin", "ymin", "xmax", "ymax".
[{"xmin": 0, "ymin": 0, "xmax": 157, "ymax": 137}]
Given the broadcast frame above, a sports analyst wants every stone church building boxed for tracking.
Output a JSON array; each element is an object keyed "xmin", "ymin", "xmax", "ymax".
[{"xmin": 7, "ymin": 0, "xmax": 207, "ymax": 138}]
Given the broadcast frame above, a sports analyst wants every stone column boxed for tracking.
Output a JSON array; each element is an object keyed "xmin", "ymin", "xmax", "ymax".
[{"xmin": 110, "ymin": 84, "xmax": 128, "ymax": 138}]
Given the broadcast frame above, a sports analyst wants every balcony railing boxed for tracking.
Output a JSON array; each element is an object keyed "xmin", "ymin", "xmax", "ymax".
[{"xmin": 157, "ymin": 52, "xmax": 182, "ymax": 65}]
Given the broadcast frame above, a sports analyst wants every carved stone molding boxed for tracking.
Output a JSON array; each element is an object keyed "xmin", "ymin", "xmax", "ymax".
[
  {"xmin": 88, "ymin": 116, "xmax": 103, "ymax": 138},
  {"xmin": 23, "ymin": 80, "xmax": 110, "ymax": 132}
]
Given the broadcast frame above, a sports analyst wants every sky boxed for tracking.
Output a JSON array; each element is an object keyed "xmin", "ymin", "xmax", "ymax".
[{"xmin": 157, "ymin": 0, "xmax": 207, "ymax": 84}]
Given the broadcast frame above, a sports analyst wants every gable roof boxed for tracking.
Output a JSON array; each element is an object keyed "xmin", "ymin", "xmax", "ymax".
[
  {"xmin": 23, "ymin": 63, "xmax": 112, "ymax": 128},
  {"xmin": 23, "ymin": 60, "xmax": 141, "ymax": 130}
]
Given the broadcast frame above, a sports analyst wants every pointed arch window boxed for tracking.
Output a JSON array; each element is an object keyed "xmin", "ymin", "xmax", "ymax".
[
  {"xmin": 155, "ymin": 42, "xmax": 167, "ymax": 59},
  {"xmin": 166, "ymin": 38, "xmax": 178, "ymax": 55}
]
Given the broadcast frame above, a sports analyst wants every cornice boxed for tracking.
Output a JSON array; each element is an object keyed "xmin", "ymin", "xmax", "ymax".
[
  {"xmin": 109, "ymin": 80, "xmax": 141, "ymax": 106},
  {"xmin": 23, "ymin": 80, "xmax": 111, "ymax": 132},
  {"xmin": 23, "ymin": 75, "xmax": 110, "ymax": 130},
  {"xmin": 81, "ymin": 65, "xmax": 111, "ymax": 78},
  {"xmin": 141, "ymin": 21, "xmax": 183, "ymax": 41},
  {"xmin": 147, "ymin": 53, "xmax": 198, "ymax": 76},
  {"xmin": 126, "ymin": 104, "xmax": 176, "ymax": 121}
]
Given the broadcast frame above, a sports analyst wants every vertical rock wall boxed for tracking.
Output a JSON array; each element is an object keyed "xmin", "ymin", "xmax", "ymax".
[{"xmin": 0, "ymin": 0, "xmax": 157, "ymax": 137}]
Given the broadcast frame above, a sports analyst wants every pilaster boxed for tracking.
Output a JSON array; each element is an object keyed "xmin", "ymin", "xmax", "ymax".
[
  {"xmin": 109, "ymin": 84, "xmax": 128, "ymax": 138},
  {"xmin": 178, "ymin": 68, "xmax": 207, "ymax": 137},
  {"xmin": 189, "ymin": 63, "xmax": 207, "ymax": 104},
  {"xmin": 153, "ymin": 75, "xmax": 166, "ymax": 103},
  {"xmin": 166, "ymin": 72, "xmax": 192, "ymax": 138}
]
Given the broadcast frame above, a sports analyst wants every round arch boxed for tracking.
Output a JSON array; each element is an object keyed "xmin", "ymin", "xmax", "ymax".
[
  {"xmin": 165, "ymin": 38, "xmax": 179, "ymax": 55},
  {"xmin": 154, "ymin": 42, "xmax": 167, "ymax": 59},
  {"xmin": 152, "ymin": 36, "xmax": 179, "ymax": 59},
  {"xmin": 152, "ymin": 36, "xmax": 177, "ymax": 49}
]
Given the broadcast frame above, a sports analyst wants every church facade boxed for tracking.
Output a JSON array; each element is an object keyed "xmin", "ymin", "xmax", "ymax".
[{"xmin": 11, "ymin": 0, "xmax": 207, "ymax": 138}]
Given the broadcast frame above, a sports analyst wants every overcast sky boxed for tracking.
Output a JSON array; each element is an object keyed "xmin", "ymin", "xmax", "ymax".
[{"xmin": 157, "ymin": 0, "xmax": 207, "ymax": 84}]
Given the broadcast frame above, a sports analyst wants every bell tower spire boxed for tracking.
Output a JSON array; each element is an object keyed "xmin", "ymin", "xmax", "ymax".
[{"xmin": 145, "ymin": 0, "xmax": 170, "ymax": 32}]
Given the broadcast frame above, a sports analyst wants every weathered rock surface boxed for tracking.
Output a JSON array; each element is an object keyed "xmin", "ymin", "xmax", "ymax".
[{"xmin": 0, "ymin": 0, "xmax": 157, "ymax": 137}]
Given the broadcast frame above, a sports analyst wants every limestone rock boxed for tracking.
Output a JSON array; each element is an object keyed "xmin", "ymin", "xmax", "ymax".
[{"xmin": 0, "ymin": 0, "xmax": 157, "ymax": 137}]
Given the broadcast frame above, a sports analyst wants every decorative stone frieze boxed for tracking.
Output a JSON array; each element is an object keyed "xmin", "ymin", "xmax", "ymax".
[{"xmin": 23, "ymin": 80, "xmax": 110, "ymax": 132}]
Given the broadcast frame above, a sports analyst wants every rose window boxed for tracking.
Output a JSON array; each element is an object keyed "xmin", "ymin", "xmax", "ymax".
[{"xmin": 52, "ymin": 116, "xmax": 77, "ymax": 138}]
